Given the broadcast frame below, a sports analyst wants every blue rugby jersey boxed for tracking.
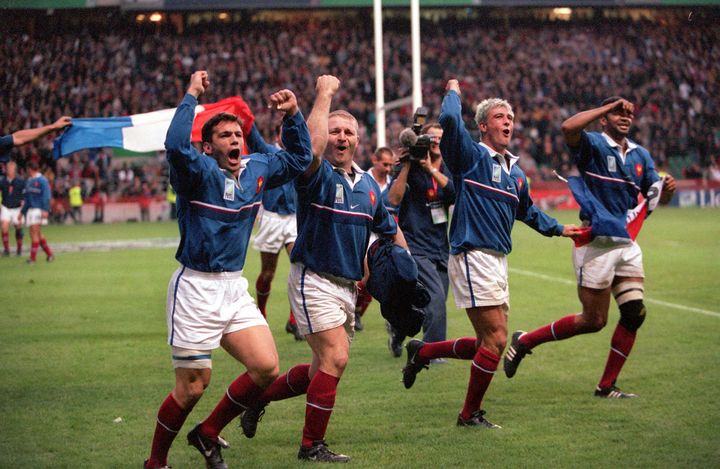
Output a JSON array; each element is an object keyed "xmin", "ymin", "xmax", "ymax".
[
  {"xmin": 384, "ymin": 161, "xmax": 455, "ymax": 262},
  {"xmin": 291, "ymin": 161, "xmax": 397, "ymax": 281},
  {"xmin": 21, "ymin": 174, "xmax": 50, "ymax": 213},
  {"xmin": 570, "ymin": 131, "xmax": 661, "ymax": 220},
  {"xmin": 166, "ymin": 94, "xmax": 312, "ymax": 273},
  {"xmin": 0, "ymin": 135, "xmax": 12, "ymax": 163},
  {"xmin": 1, "ymin": 176, "xmax": 25, "ymax": 208},
  {"xmin": 439, "ymin": 91, "xmax": 563, "ymax": 255},
  {"xmin": 245, "ymin": 124, "xmax": 296, "ymax": 215}
]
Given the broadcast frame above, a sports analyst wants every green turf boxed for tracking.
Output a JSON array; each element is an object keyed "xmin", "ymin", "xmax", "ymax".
[{"xmin": 0, "ymin": 208, "xmax": 718, "ymax": 468}]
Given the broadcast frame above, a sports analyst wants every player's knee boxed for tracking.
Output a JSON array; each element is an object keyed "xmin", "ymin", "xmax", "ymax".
[
  {"xmin": 619, "ymin": 300, "xmax": 646, "ymax": 332},
  {"xmin": 251, "ymin": 363, "xmax": 280, "ymax": 387},
  {"xmin": 613, "ymin": 281, "xmax": 646, "ymax": 332}
]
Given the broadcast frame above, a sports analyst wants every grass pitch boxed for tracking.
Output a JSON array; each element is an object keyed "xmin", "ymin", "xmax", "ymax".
[{"xmin": 0, "ymin": 208, "xmax": 718, "ymax": 468}]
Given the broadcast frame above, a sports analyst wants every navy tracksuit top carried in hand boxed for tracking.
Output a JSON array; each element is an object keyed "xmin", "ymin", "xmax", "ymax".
[
  {"xmin": 439, "ymin": 90, "xmax": 563, "ymax": 255},
  {"xmin": 166, "ymin": 94, "xmax": 312, "ymax": 273}
]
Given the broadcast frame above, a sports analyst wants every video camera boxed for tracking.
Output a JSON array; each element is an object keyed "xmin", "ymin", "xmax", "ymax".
[{"xmin": 399, "ymin": 106, "xmax": 432, "ymax": 162}]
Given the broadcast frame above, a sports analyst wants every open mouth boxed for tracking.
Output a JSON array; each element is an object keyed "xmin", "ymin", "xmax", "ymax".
[
  {"xmin": 502, "ymin": 129, "xmax": 511, "ymax": 137},
  {"xmin": 336, "ymin": 145, "xmax": 348, "ymax": 152},
  {"xmin": 228, "ymin": 149, "xmax": 241, "ymax": 162}
]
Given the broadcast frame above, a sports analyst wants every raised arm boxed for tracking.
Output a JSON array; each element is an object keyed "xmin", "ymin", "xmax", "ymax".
[
  {"xmin": 12, "ymin": 116, "xmax": 72, "ymax": 146},
  {"xmin": 561, "ymin": 98, "xmax": 633, "ymax": 147},
  {"xmin": 438, "ymin": 79, "xmax": 479, "ymax": 175},
  {"xmin": 303, "ymin": 75, "xmax": 340, "ymax": 178},
  {"xmin": 387, "ymin": 155, "xmax": 410, "ymax": 206}
]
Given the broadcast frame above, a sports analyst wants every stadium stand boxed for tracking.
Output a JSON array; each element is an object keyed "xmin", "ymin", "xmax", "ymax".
[{"xmin": 1, "ymin": 7, "xmax": 718, "ymax": 220}]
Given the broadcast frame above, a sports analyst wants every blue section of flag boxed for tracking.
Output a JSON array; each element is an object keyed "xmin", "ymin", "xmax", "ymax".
[{"xmin": 52, "ymin": 117, "xmax": 132, "ymax": 159}]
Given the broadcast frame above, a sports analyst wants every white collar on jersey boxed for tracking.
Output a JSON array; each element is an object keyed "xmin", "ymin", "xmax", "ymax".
[
  {"xmin": 334, "ymin": 161, "xmax": 365, "ymax": 185},
  {"xmin": 601, "ymin": 132, "xmax": 638, "ymax": 162},
  {"xmin": 479, "ymin": 141, "xmax": 519, "ymax": 174}
]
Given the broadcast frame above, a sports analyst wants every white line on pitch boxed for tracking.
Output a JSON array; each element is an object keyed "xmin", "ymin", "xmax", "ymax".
[{"xmin": 509, "ymin": 267, "xmax": 720, "ymax": 319}]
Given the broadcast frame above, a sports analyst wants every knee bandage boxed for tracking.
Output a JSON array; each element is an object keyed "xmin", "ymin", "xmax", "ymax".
[{"xmin": 613, "ymin": 281, "xmax": 646, "ymax": 332}]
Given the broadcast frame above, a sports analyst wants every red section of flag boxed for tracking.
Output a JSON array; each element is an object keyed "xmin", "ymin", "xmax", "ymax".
[{"xmin": 190, "ymin": 97, "xmax": 255, "ymax": 154}]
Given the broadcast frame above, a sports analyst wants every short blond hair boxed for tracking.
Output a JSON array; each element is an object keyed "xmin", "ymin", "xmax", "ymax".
[{"xmin": 474, "ymin": 98, "xmax": 514, "ymax": 135}]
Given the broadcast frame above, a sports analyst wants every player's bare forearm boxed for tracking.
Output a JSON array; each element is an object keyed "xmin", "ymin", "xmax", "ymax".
[
  {"xmin": 12, "ymin": 117, "xmax": 71, "ymax": 146},
  {"xmin": 390, "ymin": 226, "xmax": 408, "ymax": 250},
  {"xmin": 304, "ymin": 75, "xmax": 340, "ymax": 177},
  {"xmin": 562, "ymin": 99, "xmax": 633, "ymax": 145},
  {"xmin": 387, "ymin": 161, "xmax": 410, "ymax": 206}
]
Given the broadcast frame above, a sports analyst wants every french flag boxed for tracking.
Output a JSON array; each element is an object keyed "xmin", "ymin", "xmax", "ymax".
[
  {"xmin": 52, "ymin": 96, "xmax": 254, "ymax": 159},
  {"xmin": 569, "ymin": 176, "xmax": 664, "ymax": 247}
]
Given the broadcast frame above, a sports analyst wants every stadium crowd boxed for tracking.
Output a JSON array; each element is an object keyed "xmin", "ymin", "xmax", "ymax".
[{"xmin": 1, "ymin": 9, "xmax": 718, "ymax": 219}]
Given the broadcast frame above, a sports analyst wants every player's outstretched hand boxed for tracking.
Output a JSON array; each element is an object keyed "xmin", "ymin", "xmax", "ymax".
[
  {"xmin": 446, "ymin": 79, "xmax": 460, "ymax": 95},
  {"xmin": 269, "ymin": 89, "xmax": 299, "ymax": 117},
  {"xmin": 52, "ymin": 116, "xmax": 72, "ymax": 131},
  {"xmin": 187, "ymin": 71, "xmax": 209, "ymax": 98},
  {"xmin": 561, "ymin": 224, "xmax": 584, "ymax": 239}
]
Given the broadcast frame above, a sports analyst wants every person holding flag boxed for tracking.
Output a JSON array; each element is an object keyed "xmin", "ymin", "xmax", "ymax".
[{"xmin": 504, "ymin": 97, "xmax": 676, "ymax": 399}]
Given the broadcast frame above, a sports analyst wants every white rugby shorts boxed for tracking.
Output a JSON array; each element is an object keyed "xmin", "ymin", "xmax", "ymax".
[
  {"xmin": 24, "ymin": 208, "xmax": 44, "ymax": 226},
  {"xmin": 252, "ymin": 210, "xmax": 297, "ymax": 254},
  {"xmin": 573, "ymin": 241, "xmax": 644, "ymax": 289},
  {"xmin": 0, "ymin": 205, "xmax": 22, "ymax": 224},
  {"xmin": 287, "ymin": 262, "xmax": 356, "ymax": 337},
  {"xmin": 449, "ymin": 249, "xmax": 509, "ymax": 310},
  {"xmin": 166, "ymin": 266, "xmax": 268, "ymax": 351}
]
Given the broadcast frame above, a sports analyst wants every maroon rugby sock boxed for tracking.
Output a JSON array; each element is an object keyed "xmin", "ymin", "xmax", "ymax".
[
  {"xmin": 460, "ymin": 347, "xmax": 499, "ymax": 420},
  {"xmin": 598, "ymin": 323, "xmax": 636, "ymax": 389},
  {"xmin": 302, "ymin": 370, "xmax": 339, "ymax": 448},
  {"xmin": 2, "ymin": 233, "xmax": 8, "ymax": 252},
  {"xmin": 200, "ymin": 372, "xmax": 264, "ymax": 440},
  {"xmin": 147, "ymin": 393, "xmax": 193, "ymax": 467},
  {"xmin": 255, "ymin": 276, "xmax": 271, "ymax": 317},
  {"xmin": 39, "ymin": 238, "xmax": 53, "ymax": 257},
  {"xmin": 30, "ymin": 242, "xmax": 39, "ymax": 261},
  {"xmin": 258, "ymin": 363, "xmax": 311, "ymax": 407},
  {"xmin": 520, "ymin": 314, "xmax": 578, "ymax": 349},
  {"xmin": 418, "ymin": 337, "xmax": 477, "ymax": 361}
]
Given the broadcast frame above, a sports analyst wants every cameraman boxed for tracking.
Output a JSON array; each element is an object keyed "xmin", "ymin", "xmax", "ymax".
[{"xmin": 385, "ymin": 123, "xmax": 455, "ymax": 356}]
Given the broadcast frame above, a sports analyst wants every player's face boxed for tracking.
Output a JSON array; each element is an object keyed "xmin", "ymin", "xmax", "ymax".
[
  {"xmin": 602, "ymin": 107, "xmax": 634, "ymax": 138},
  {"xmin": 480, "ymin": 106, "xmax": 514, "ymax": 154},
  {"xmin": 326, "ymin": 116, "xmax": 359, "ymax": 170},
  {"xmin": 205, "ymin": 121, "xmax": 244, "ymax": 177},
  {"xmin": 6, "ymin": 161, "xmax": 16, "ymax": 178},
  {"xmin": 427, "ymin": 127, "xmax": 443, "ymax": 158},
  {"xmin": 373, "ymin": 151, "xmax": 394, "ymax": 177}
]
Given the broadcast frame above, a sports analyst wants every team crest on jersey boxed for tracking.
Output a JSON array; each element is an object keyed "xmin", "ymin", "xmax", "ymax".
[
  {"xmin": 492, "ymin": 164, "xmax": 502, "ymax": 182},
  {"xmin": 607, "ymin": 155, "xmax": 617, "ymax": 172},
  {"xmin": 635, "ymin": 163, "xmax": 643, "ymax": 177},
  {"xmin": 223, "ymin": 178, "xmax": 235, "ymax": 201},
  {"xmin": 335, "ymin": 184, "xmax": 344, "ymax": 204},
  {"xmin": 517, "ymin": 177, "xmax": 523, "ymax": 191},
  {"xmin": 369, "ymin": 191, "xmax": 376, "ymax": 207},
  {"xmin": 256, "ymin": 176, "xmax": 264, "ymax": 194}
]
